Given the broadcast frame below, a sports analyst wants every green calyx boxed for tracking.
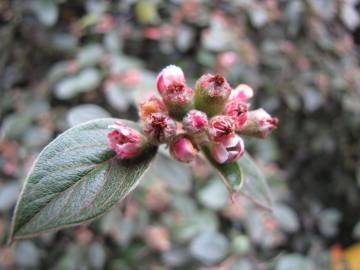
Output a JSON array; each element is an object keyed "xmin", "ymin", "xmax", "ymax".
[
  {"xmin": 194, "ymin": 86, "xmax": 227, "ymax": 117},
  {"xmin": 165, "ymin": 101, "xmax": 193, "ymax": 121}
]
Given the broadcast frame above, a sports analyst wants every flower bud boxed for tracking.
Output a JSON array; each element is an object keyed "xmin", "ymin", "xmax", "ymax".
[
  {"xmin": 157, "ymin": 65, "xmax": 185, "ymax": 94},
  {"xmin": 144, "ymin": 226, "xmax": 171, "ymax": 252},
  {"xmin": 208, "ymin": 115, "xmax": 235, "ymax": 142},
  {"xmin": 239, "ymin": 108, "xmax": 279, "ymax": 138},
  {"xmin": 211, "ymin": 134, "xmax": 245, "ymax": 164},
  {"xmin": 156, "ymin": 65, "xmax": 193, "ymax": 120},
  {"xmin": 231, "ymin": 84, "xmax": 254, "ymax": 101},
  {"xmin": 194, "ymin": 73, "xmax": 232, "ymax": 116},
  {"xmin": 139, "ymin": 95, "xmax": 167, "ymax": 121},
  {"xmin": 217, "ymin": 51, "xmax": 238, "ymax": 69},
  {"xmin": 108, "ymin": 121, "xmax": 144, "ymax": 159},
  {"xmin": 170, "ymin": 135, "xmax": 198, "ymax": 163},
  {"xmin": 224, "ymin": 100, "xmax": 250, "ymax": 131},
  {"xmin": 143, "ymin": 112, "xmax": 177, "ymax": 144},
  {"xmin": 183, "ymin": 110, "xmax": 208, "ymax": 135}
]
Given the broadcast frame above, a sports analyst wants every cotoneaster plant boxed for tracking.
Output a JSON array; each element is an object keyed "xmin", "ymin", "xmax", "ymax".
[{"xmin": 9, "ymin": 65, "xmax": 278, "ymax": 243}]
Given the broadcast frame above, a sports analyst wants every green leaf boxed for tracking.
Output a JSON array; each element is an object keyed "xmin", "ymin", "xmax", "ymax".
[
  {"xmin": 202, "ymin": 146, "xmax": 243, "ymax": 192},
  {"xmin": 33, "ymin": 0, "xmax": 59, "ymax": 27},
  {"xmin": 203, "ymin": 148, "xmax": 272, "ymax": 212},
  {"xmin": 67, "ymin": 104, "xmax": 111, "ymax": 127},
  {"xmin": 238, "ymin": 152, "xmax": 272, "ymax": 212},
  {"xmin": 9, "ymin": 118, "xmax": 157, "ymax": 242}
]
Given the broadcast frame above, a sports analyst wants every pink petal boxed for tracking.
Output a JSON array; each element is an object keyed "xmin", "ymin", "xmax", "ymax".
[{"xmin": 212, "ymin": 143, "xmax": 229, "ymax": 164}]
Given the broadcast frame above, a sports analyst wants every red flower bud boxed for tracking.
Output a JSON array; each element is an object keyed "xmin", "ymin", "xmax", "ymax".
[
  {"xmin": 211, "ymin": 134, "xmax": 245, "ymax": 164},
  {"xmin": 239, "ymin": 108, "xmax": 279, "ymax": 138},
  {"xmin": 108, "ymin": 121, "xmax": 144, "ymax": 159},
  {"xmin": 139, "ymin": 94, "xmax": 167, "ymax": 121},
  {"xmin": 194, "ymin": 73, "xmax": 232, "ymax": 116},
  {"xmin": 156, "ymin": 65, "xmax": 193, "ymax": 119},
  {"xmin": 143, "ymin": 113, "xmax": 177, "ymax": 144},
  {"xmin": 170, "ymin": 135, "xmax": 198, "ymax": 163},
  {"xmin": 208, "ymin": 115, "xmax": 235, "ymax": 142}
]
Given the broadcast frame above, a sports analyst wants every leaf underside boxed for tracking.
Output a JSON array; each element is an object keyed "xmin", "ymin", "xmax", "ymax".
[
  {"xmin": 10, "ymin": 118, "xmax": 157, "ymax": 241},
  {"xmin": 238, "ymin": 152, "xmax": 272, "ymax": 212}
]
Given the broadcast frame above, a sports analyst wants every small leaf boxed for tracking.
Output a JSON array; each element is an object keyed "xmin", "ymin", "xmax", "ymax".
[
  {"xmin": 341, "ymin": 2, "xmax": 360, "ymax": 30},
  {"xmin": 276, "ymin": 254, "xmax": 315, "ymax": 270},
  {"xmin": 15, "ymin": 241, "xmax": 41, "ymax": 267},
  {"xmin": 148, "ymin": 152, "xmax": 192, "ymax": 193},
  {"xmin": 67, "ymin": 104, "xmax": 111, "ymax": 127},
  {"xmin": 189, "ymin": 231, "xmax": 229, "ymax": 265},
  {"xmin": 33, "ymin": 0, "xmax": 59, "ymax": 27},
  {"xmin": 104, "ymin": 83, "xmax": 130, "ymax": 111},
  {"xmin": 203, "ymin": 148, "xmax": 272, "ymax": 212},
  {"xmin": 198, "ymin": 179, "xmax": 228, "ymax": 210},
  {"xmin": 238, "ymin": 152, "xmax": 272, "ymax": 212},
  {"xmin": 202, "ymin": 146, "xmax": 243, "ymax": 192},
  {"xmin": 10, "ymin": 118, "xmax": 157, "ymax": 241},
  {"xmin": 273, "ymin": 204, "xmax": 299, "ymax": 233},
  {"xmin": 76, "ymin": 45, "xmax": 104, "ymax": 68},
  {"xmin": 135, "ymin": 0, "xmax": 159, "ymax": 24},
  {"xmin": 88, "ymin": 242, "xmax": 106, "ymax": 269},
  {"xmin": 0, "ymin": 183, "xmax": 21, "ymax": 211}
]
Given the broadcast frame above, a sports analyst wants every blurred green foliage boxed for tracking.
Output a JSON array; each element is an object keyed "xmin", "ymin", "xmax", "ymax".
[{"xmin": 1, "ymin": 0, "xmax": 360, "ymax": 269}]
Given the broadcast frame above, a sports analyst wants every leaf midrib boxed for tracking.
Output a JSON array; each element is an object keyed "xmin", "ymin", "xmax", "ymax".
[{"xmin": 15, "ymin": 156, "xmax": 115, "ymax": 235}]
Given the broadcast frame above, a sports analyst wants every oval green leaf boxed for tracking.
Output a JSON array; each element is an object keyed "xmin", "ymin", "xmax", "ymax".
[
  {"xmin": 10, "ymin": 118, "xmax": 157, "ymax": 242},
  {"xmin": 202, "ymin": 148, "xmax": 272, "ymax": 212},
  {"xmin": 202, "ymin": 146, "xmax": 243, "ymax": 192},
  {"xmin": 238, "ymin": 152, "xmax": 272, "ymax": 212}
]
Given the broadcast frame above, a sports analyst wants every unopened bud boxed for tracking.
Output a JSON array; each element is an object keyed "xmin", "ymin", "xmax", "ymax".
[
  {"xmin": 144, "ymin": 226, "xmax": 171, "ymax": 252},
  {"xmin": 239, "ymin": 108, "xmax": 279, "ymax": 138},
  {"xmin": 156, "ymin": 65, "xmax": 193, "ymax": 120},
  {"xmin": 157, "ymin": 65, "xmax": 185, "ymax": 95},
  {"xmin": 170, "ymin": 135, "xmax": 198, "ymax": 163},
  {"xmin": 231, "ymin": 84, "xmax": 254, "ymax": 101},
  {"xmin": 108, "ymin": 121, "xmax": 145, "ymax": 159},
  {"xmin": 194, "ymin": 73, "xmax": 232, "ymax": 117},
  {"xmin": 224, "ymin": 100, "xmax": 250, "ymax": 131},
  {"xmin": 143, "ymin": 113, "xmax": 177, "ymax": 144},
  {"xmin": 211, "ymin": 134, "xmax": 245, "ymax": 164},
  {"xmin": 183, "ymin": 110, "xmax": 208, "ymax": 134},
  {"xmin": 208, "ymin": 115, "xmax": 235, "ymax": 142},
  {"xmin": 139, "ymin": 95, "xmax": 167, "ymax": 121}
]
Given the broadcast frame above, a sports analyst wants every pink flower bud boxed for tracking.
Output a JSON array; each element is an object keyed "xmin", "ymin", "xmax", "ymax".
[
  {"xmin": 211, "ymin": 134, "xmax": 245, "ymax": 164},
  {"xmin": 224, "ymin": 100, "xmax": 250, "ymax": 130},
  {"xmin": 143, "ymin": 113, "xmax": 177, "ymax": 144},
  {"xmin": 170, "ymin": 136, "xmax": 198, "ymax": 163},
  {"xmin": 194, "ymin": 73, "xmax": 232, "ymax": 116},
  {"xmin": 208, "ymin": 115, "xmax": 235, "ymax": 142},
  {"xmin": 107, "ymin": 121, "xmax": 144, "ymax": 159},
  {"xmin": 239, "ymin": 108, "xmax": 279, "ymax": 138},
  {"xmin": 156, "ymin": 65, "xmax": 193, "ymax": 119},
  {"xmin": 231, "ymin": 84, "xmax": 254, "ymax": 101},
  {"xmin": 156, "ymin": 65, "xmax": 186, "ymax": 95},
  {"xmin": 95, "ymin": 15, "xmax": 115, "ymax": 33},
  {"xmin": 144, "ymin": 226, "xmax": 171, "ymax": 252},
  {"xmin": 139, "ymin": 95, "xmax": 167, "ymax": 121},
  {"xmin": 182, "ymin": 110, "xmax": 208, "ymax": 135},
  {"xmin": 218, "ymin": 51, "xmax": 238, "ymax": 69}
]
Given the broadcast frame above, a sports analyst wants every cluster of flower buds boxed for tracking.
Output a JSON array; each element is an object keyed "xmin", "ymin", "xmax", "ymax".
[{"xmin": 107, "ymin": 65, "xmax": 278, "ymax": 164}]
